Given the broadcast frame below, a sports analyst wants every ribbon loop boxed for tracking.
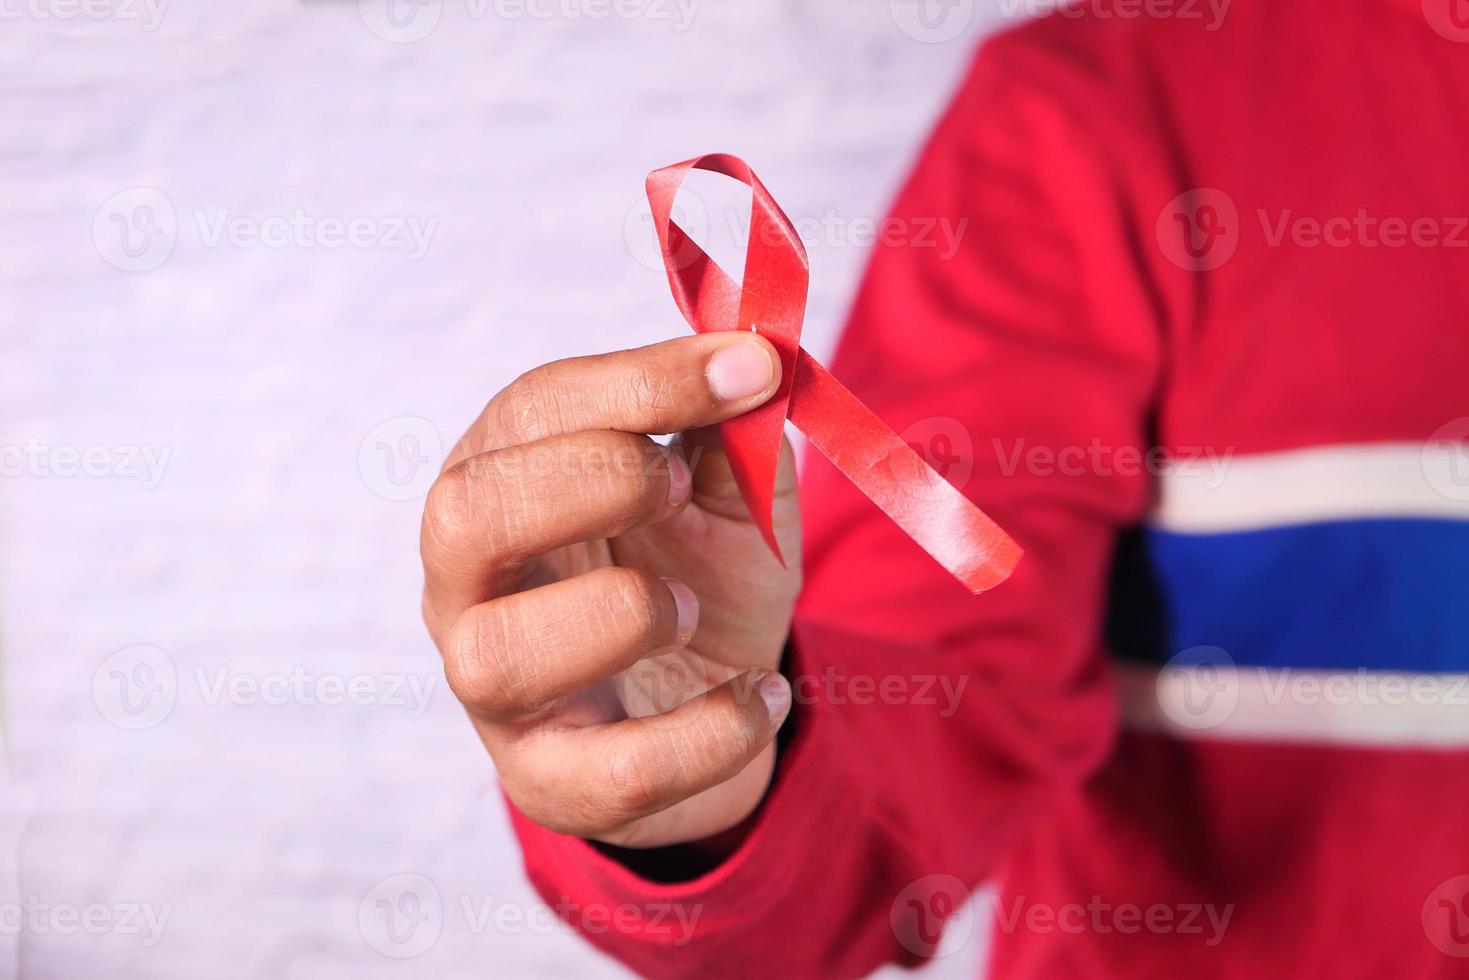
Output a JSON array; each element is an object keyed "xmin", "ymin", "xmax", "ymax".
[{"xmin": 646, "ymin": 155, "xmax": 1021, "ymax": 593}]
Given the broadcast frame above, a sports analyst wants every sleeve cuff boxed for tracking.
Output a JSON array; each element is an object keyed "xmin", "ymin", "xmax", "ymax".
[{"xmin": 506, "ymin": 653, "xmax": 858, "ymax": 941}]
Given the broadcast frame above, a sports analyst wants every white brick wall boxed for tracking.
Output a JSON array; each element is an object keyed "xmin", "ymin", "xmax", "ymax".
[{"xmin": 0, "ymin": 2, "xmax": 1013, "ymax": 976}]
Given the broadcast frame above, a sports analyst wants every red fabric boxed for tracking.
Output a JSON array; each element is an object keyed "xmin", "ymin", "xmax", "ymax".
[{"xmin": 509, "ymin": 2, "xmax": 1469, "ymax": 976}]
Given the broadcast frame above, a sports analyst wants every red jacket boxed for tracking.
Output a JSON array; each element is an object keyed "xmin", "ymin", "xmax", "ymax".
[{"xmin": 511, "ymin": 0, "xmax": 1469, "ymax": 975}]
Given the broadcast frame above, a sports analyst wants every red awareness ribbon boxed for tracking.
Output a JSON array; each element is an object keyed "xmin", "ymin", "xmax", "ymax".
[{"xmin": 646, "ymin": 154, "xmax": 1022, "ymax": 594}]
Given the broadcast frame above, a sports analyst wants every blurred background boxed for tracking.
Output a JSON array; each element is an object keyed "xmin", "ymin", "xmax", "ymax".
[{"xmin": 0, "ymin": 1, "xmax": 1040, "ymax": 976}]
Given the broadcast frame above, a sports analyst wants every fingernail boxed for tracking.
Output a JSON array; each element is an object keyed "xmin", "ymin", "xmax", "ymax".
[
  {"xmin": 664, "ymin": 447, "xmax": 692, "ymax": 505},
  {"xmin": 752, "ymin": 669, "xmax": 792, "ymax": 732},
  {"xmin": 662, "ymin": 578, "xmax": 699, "ymax": 644},
  {"xmin": 707, "ymin": 339, "xmax": 774, "ymax": 403}
]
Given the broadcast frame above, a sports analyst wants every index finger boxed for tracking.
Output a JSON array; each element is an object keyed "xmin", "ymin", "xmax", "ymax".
[{"xmin": 445, "ymin": 332, "xmax": 781, "ymax": 468}]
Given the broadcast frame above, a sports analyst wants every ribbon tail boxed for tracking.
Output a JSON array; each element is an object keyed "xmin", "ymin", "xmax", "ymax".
[
  {"xmin": 788, "ymin": 352, "xmax": 1023, "ymax": 593},
  {"xmin": 720, "ymin": 409, "xmax": 787, "ymax": 566}
]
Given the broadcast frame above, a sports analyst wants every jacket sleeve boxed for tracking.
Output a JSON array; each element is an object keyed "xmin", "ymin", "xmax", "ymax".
[{"xmin": 508, "ymin": 34, "xmax": 1164, "ymax": 978}]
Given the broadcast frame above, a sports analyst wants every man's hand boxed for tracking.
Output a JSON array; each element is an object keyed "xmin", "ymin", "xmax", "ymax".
[{"xmin": 420, "ymin": 332, "xmax": 800, "ymax": 848}]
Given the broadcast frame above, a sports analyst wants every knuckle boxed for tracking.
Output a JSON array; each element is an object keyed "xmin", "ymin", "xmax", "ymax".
[
  {"xmin": 492, "ymin": 372, "xmax": 552, "ymax": 445},
  {"xmin": 581, "ymin": 433, "xmax": 661, "ymax": 535},
  {"xmin": 599, "ymin": 567, "xmax": 669, "ymax": 643},
  {"xmin": 444, "ymin": 607, "xmax": 544, "ymax": 717},
  {"xmin": 442, "ymin": 614, "xmax": 508, "ymax": 714},
  {"xmin": 620, "ymin": 365, "xmax": 681, "ymax": 431},
  {"xmin": 599, "ymin": 741, "xmax": 671, "ymax": 822},
  {"xmin": 719, "ymin": 707, "xmax": 762, "ymax": 763},
  {"xmin": 424, "ymin": 459, "xmax": 516, "ymax": 563},
  {"xmin": 497, "ymin": 767, "xmax": 541, "ymax": 819},
  {"xmin": 680, "ymin": 701, "xmax": 757, "ymax": 777},
  {"xmin": 422, "ymin": 466, "xmax": 475, "ymax": 551},
  {"xmin": 500, "ymin": 763, "xmax": 594, "ymax": 836},
  {"xmin": 508, "ymin": 747, "xmax": 630, "ymax": 839}
]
